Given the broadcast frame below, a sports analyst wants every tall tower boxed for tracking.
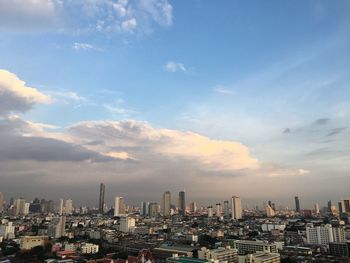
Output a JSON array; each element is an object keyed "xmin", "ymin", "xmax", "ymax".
[
  {"xmin": 65, "ymin": 199, "xmax": 73, "ymax": 214},
  {"xmin": 114, "ymin": 197, "xmax": 125, "ymax": 217},
  {"xmin": 162, "ymin": 191, "xmax": 171, "ymax": 216},
  {"xmin": 231, "ymin": 196, "xmax": 242, "ymax": 220},
  {"xmin": 294, "ymin": 196, "xmax": 301, "ymax": 213},
  {"xmin": 178, "ymin": 191, "xmax": 186, "ymax": 216},
  {"xmin": 223, "ymin": 200, "xmax": 229, "ymax": 218},
  {"xmin": 99, "ymin": 183, "xmax": 105, "ymax": 213},
  {"xmin": 58, "ymin": 198, "xmax": 64, "ymax": 215}
]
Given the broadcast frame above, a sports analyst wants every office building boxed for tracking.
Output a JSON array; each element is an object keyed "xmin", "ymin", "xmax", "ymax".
[
  {"xmin": 58, "ymin": 198, "xmax": 64, "ymax": 215},
  {"xmin": 65, "ymin": 199, "xmax": 73, "ymax": 214},
  {"xmin": 119, "ymin": 216, "xmax": 136, "ymax": 233},
  {"xmin": 224, "ymin": 200, "xmax": 229, "ymax": 218},
  {"xmin": 306, "ymin": 224, "xmax": 346, "ymax": 246},
  {"xmin": 114, "ymin": 197, "xmax": 125, "ymax": 216},
  {"xmin": 243, "ymin": 253, "xmax": 280, "ymax": 263},
  {"xmin": 207, "ymin": 206, "xmax": 213, "ymax": 217},
  {"xmin": 198, "ymin": 246, "xmax": 239, "ymax": 263},
  {"xmin": 48, "ymin": 216, "xmax": 66, "ymax": 238},
  {"xmin": 294, "ymin": 196, "xmax": 301, "ymax": 213},
  {"xmin": 20, "ymin": 236, "xmax": 49, "ymax": 250},
  {"xmin": 216, "ymin": 203, "xmax": 222, "ymax": 216},
  {"xmin": 190, "ymin": 202, "xmax": 197, "ymax": 213},
  {"xmin": 0, "ymin": 222, "xmax": 15, "ymax": 239},
  {"xmin": 149, "ymin": 202, "xmax": 160, "ymax": 218},
  {"xmin": 231, "ymin": 196, "xmax": 242, "ymax": 220},
  {"xmin": 266, "ymin": 205, "xmax": 275, "ymax": 217},
  {"xmin": 99, "ymin": 183, "xmax": 105, "ymax": 213},
  {"xmin": 163, "ymin": 191, "xmax": 171, "ymax": 216},
  {"xmin": 314, "ymin": 203, "xmax": 320, "ymax": 214},
  {"xmin": 329, "ymin": 242, "xmax": 350, "ymax": 258},
  {"xmin": 231, "ymin": 240, "xmax": 277, "ymax": 255},
  {"xmin": 179, "ymin": 191, "xmax": 186, "ymax": 215}
]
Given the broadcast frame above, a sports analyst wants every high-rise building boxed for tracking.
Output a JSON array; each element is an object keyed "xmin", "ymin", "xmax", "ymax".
[
  {"xmin": 266, "ymin": 205, "xmax": 275, "ymax": 217},
  {"xmin": 178, "ymin": 191, "xmax": 186, "ymax": 215},
  {"xmin": 14, "ymin": 197, "xmax": 26, "ymax": 215},
  {"xmin": 114, "ymin": 197, "xmax": 125, "ymax": 217},
  {"xmin": 294, "ymin": 196, "xmax": 301, "ymax": 213},
  {"xmin": 328, "ymin": 200, "xmax": 332, "ymax": 213},
  {"xmin": 231, "ymin": 196, "xmax": 242, "ymax": 220},
  {"xmin": 149, "ymin": 202, "xmax": 159, "ymax": 218},
  {"xmin": 314, "ymin": 203, "xmax": 320, "ymax": 214},
  {"xmin": 208, "ymin": 206, "xmax": 213, "ymax": 217},
  {"xmin": 99, "ymin": 183, "xmax": 105, "ymax": 213},
  {"xmin": 0, "ymin": 192, "xmax": 4, "ymax": 213},
  {"xmin": 189, "ymin": 202, "xmax": 197, "ymax": 213},
  {"xmin": 162, "ymin": 191, "xmax": 171, "ymax": 217},
  {"xmin": 65, "ymin": 199, "xmax": 73, "ymax": 214},
  {"xmin": 58, "ymin": 198, "xmax": 64, "ymax": 215},
  {"xmin": 340, "ymin": 199, "xmax": 350, "ymax": 214},
  {"xmin": 306, "ymin": 224, "xmax": 346, "ymax": 245},
  {"xmin": 216, "ymin": 203, "xmax": 222, "ymax": 216},
  {"xmin": 224, "ymin": 200, "xmax": 229, "ymax": 218},
  {"xmin": 119, "ymin": 216, "xmax": 136, "ymax": 233}
]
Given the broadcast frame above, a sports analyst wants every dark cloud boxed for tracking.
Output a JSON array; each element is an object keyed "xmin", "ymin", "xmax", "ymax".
[
  {"xmin": 0, "ymin": 135, "xmax": 115, "ymax": 162},
  {"xmin": 283, "ymin": 128, "xmax": 291, "ymax": 134},
  {"xmin": 313, "ymin": 118, "xmax": 330, "ymax": 126},
  {"xmin": 326, "ymin": 127, "xmax": 347, "ymax": 137}
]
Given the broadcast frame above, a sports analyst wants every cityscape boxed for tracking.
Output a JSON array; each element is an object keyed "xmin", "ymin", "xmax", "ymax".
[
  {"xmin": 1, "ymin": 187, "xmax": 350, "ymax": 262},
  {"xmin": 1, "ymin": 0, "xmax": 350, "ymax": 263}
]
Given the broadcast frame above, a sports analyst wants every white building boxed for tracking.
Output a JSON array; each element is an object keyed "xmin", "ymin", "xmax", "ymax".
[
  {"xmin": 266, "ymin": 205, "xmax": 275, "ymax": 217},
  {"xmin": 58, "ymin": 198, "xmax": 64, "ymax": 215},
  {"xmin": 306, "ymin": 224, "xmax": 346, "ymax": 246},
  {"xmin": 240, "ymin": 252, "xmax": 280, "ymax": 263},
  {"xmin": 198, "ymin": 246, "xmax": 239, "ymax": 263},
  {"xmin": 114, "ymin": 197, "xmax": 125, "ymax": 217},
  {"xmin": 231, "ymin": 196, "xmax": 242, "ymax": 220},
  {"xmin": 163, "ymin": 191, "xmax": 171, "ymax": 216},
  {"xmin": 65, "ymin": 199, "xmax": 73, "ymax": 214},
  {"xmin": 208, "ymin": 206, "xmax": 213, "ymax": 218},
  {"xmin": 80, "ymin": 243, "xmax": 99, "ymax": 254},
  {"xmin": 0, "ymin": 222, "xmax": 15, "ymax": 239},
  {"xmin": 119, "ymin": 216, "xmax": 135, "ymax": 233},
  {"xmin": 232, "ymin": 240, "xmax": 277, "ymax": 255}
]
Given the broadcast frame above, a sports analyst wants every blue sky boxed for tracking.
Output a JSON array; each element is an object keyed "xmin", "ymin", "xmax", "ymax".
[{"xmin": 0, "ymin": 0, "xmax": 349, "ymax": 207}]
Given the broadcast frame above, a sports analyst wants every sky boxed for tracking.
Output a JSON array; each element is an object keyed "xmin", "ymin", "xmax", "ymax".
[{"xmin": 0, "ymin": 0, "xmax": 349, "ymax": 209}]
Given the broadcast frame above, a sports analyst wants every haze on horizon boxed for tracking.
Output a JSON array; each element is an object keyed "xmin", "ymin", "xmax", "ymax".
[{"xmin": 0, "ymin": 0, "xmax": 349, "ymax": 208}]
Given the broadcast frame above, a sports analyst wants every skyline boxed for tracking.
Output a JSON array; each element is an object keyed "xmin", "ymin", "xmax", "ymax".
[{"xmin": 0, "ymin": 0, "xmax": 350, "ymax": 205}]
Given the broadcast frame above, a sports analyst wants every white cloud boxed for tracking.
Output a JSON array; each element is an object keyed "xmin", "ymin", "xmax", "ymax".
[
  {"xmin": 139, "ymin": 0, "xmax": 173, "ymax": 26},
  {"xmin": 0, "ymin": 70, "xmax": 51, "ymax": 115},
  {"xmin": 214, "ymin": 85, "xmax": 236, "ymax": 95},
  {"xmin": 121, "ymin": 18, "xmax": 137, "ymax": 32},
  {"xmin": 164, "ymin": 61, "xmax": 187, "ymax": 73},
  {"xmin": 72, "ymin": 42, "xmax": 103, "ymax": 51}
]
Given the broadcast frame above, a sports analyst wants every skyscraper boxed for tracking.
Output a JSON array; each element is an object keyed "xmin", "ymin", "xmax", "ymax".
[
  {"xmin": 294, "ymin": 196, "xmax": 301, "ymax": 213},
  {"xmin": 99, "ymin": 183, "xmax": 105, "ymax": 213},
  {"xmin": 178, "ymin": 191, "xmax": 186, "ymax": 215},
  {"xmin": 223, "ymin": 200, "xmax": 229, "ymax": 218},
  {"xmin": 162, "ymin": 191, "xmax": 171, "ymax": 216},
  {"xmin": 58, "ymin": 198, "xmax": 64, "ymax": 215},
  {"xmin": 114, "ymin": 197, "xmax": 125, "ymax": 217},
  {"xmin": 65, "ymin": 199, "xmax": 73, "ymax": 214},
  {"xmin": 231, "ymin": 196, "xmax": 242, "ymax": 220}
]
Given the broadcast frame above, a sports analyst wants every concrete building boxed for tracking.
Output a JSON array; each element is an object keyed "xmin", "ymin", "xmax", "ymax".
[
  {"xmin": 114, "ymin": 197, "xmax": 125, "ymax": 216},
  {"xmin": 119, "ymin": 216, "xmax": 136, "ymax": 233},
  {"xmin": 231, "ymin": 196, "xmax": 242, "ymax": 220},
  {"xmin": 80, "ymin": 243, "xmax": 99, "ymax": 254},
  {"xmin": 224, "ymin": 200, "xmax": 229, "ymax": 218},
  {"xmin": 167, "ymin": 256, "xmax": 208, "ymax": 263},
  {"xmin": 198, "ymin": 246, "xmax": 239, "ymax": 263},
  {"xmin": 306, "ymin": 224, "xmax": 346, "ymax": 246},
  {"xmin": 294, "ymin": 196, "xmax": 300, "ymax": 213},
  {"xmin": 58, "ymin": 198, "xmax": 64, "ymax": 215},
  {"xmin": 240, "ymin": 253, "xmax": 280, "ymax": 263},
  {"xmin": 163, "ymin": 191, "xmax": 171, "ymax": 217},
  {"xmin": 65, "ymin": 199, "xmax": 73, "ymax": 214},
  {"xmin": 99, "ymin": 183, "xmax": 105, "ymax": 213},
  {"xmin": 48, "ymin": 216, "xmax": 66, "ymax": 238},
  {"xmin": 179, "ymin": 191, "xmax": 186, "ymax": 215},
  {"xmin": 149, "ymin": 202, "xmax": 160, "ymax": 218},
  {"xmin": 190, "ymin": 202, "xmax": 197, "ymax": 213},
  {"xmin": 0, "ymin": 192, "xmax": 4, "ymax": 213},
  {"xmin": 207, "ymin": 206, "xmax": 213, "ymax": 218},
  {"xmin": 266, "ymin": 205, "xmax": 275, "ymax": 217},
  {"xmin": 0, "ymin": 222, "xmax": 15, "ymax": 239},
  {"xmin": 232, "ymin": 240, "xmax": 277, "ymax": 255},
  {"xmin": 20, "ymin": 236, "xmax": 49, "ymax": 250}
]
